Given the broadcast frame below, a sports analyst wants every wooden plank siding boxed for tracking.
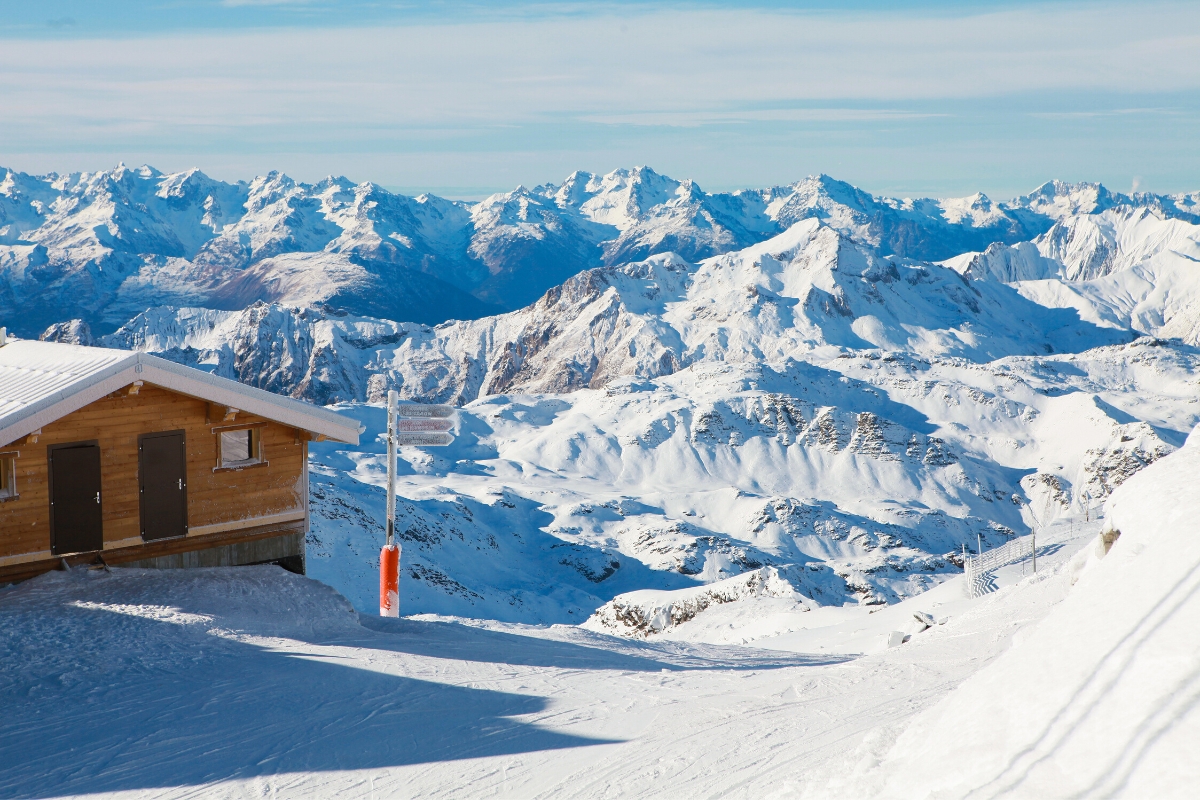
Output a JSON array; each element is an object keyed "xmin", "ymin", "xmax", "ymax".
[{"xmin": 0, "ymin": 383, "xmax": 307, "ymax": 564}]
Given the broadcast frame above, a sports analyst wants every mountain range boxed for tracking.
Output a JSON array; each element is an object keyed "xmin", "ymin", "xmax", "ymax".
[
  {"xmin": 14, "ymin": 164, "xmax": 1200, "ymax": 632},
  {"xmin": 6, "ymin": 162, "xmax": 1198, "ymax": 338}
]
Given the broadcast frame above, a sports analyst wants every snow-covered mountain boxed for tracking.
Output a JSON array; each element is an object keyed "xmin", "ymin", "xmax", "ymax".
[
  {"xmin": 17, "ymin": 165, "xmax": 1200, "ymax": 634},
  {"xmin": 947, "ymin": 205, "xmax": 1200, "ymax": 345},
  {"xmin": 44, "ymin": 217, "xmax": 1197, "ymax": 628},
  {"xmin": 75, "ymin": 217, "xmax": 1134, "ymax": 402},
  {"xmin": 8, "ymin": 162, "xmax": 1198, "ymax": 338},
  {"xmin": 10, "ymin": 166, "xmax": 1200, "ymax": 800},
  {"xmin": 0, "ymin": 165, "xmax": 496, "ymax": 334}
]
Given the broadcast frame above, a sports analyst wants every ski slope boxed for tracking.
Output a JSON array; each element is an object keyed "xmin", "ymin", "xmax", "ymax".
[{"xmin": 0, "ymin": 518, "xmax": 1098, "ymax": 798}]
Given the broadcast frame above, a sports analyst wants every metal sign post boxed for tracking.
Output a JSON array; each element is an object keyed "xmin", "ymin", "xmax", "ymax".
[
  {"xmin": 380, "ymin": 390, "xmax": 400, "ymax": 617},
  {"xmin": 379, "ymin": 396, "xmax": 456, "ymax": 618},
  {"xmin": 386, "ymin": 391, "xmax": 398, "ymax": 547}
]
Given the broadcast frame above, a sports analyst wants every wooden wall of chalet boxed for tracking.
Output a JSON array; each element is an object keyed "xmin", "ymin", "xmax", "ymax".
[{"xmin": 0, "ymin": 383, "xmax": 306, "ymax": 563}]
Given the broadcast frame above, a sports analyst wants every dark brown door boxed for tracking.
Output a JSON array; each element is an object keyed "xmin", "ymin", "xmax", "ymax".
[
  {"xmin": 139, "ymin": 431, "xmax": 188, "ymax": 541},
  {"xmin": 49, "ymin": 442, "xmax": 103, "ymax": 555}
]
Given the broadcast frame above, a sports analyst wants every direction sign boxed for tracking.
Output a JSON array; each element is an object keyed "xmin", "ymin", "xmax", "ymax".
[
  {"xmin": 393, "ymin": 432, "xmax": 454, "ymax": 447},
  {"xmin": 396, "ymin": 403, "xmax": 454, "ymax": 418},
  {"xmin": 396, "ymin": 418, "xmax": 453, "ymax": 433},
  {"xmin": 381, "ymin": 393, "xmax": 457, "ymax": 616}
]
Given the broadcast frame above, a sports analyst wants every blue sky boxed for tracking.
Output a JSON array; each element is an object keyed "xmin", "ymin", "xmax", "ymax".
[{"xmin": 1, "ymin": 1, "xmax": 1197, "ymax": 199}]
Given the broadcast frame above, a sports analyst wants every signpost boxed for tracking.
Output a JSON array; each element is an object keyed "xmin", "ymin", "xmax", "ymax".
[{"xmin": 380, "ymin": 392, "xmax": 455, "ymax": 617}]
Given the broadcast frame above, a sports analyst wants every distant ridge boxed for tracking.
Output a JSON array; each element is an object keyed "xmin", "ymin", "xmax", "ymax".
[{"xmin": 3, "ymin": 163, "xmax": 1196, "ymax": 337}]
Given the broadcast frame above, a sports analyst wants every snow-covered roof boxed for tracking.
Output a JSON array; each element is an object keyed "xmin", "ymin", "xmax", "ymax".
[{"xmin": 0, "ymin": 340, "xmax": 361, "ymax": 447}]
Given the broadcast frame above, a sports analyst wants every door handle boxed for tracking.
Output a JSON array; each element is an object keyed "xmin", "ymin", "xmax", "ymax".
[
  {"xmin": 95, "ymin": 492, "xmax": 100, "ymax": 504},
  {"xmin": 178, "ymin": 478, "xmax": 183, "ymax": 490}
]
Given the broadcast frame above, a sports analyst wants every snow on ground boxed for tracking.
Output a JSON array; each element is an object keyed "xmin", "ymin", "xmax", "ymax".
[
  {"xmin": 817, "ymin": 427, "xmax": 1200, "ymax": 799},
  {"xmin": 0, "ymin": 517, "xmax": 1097, "ymax": 799}
]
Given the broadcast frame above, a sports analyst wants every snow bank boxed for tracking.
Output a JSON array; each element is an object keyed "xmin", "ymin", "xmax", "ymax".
[{"xmin": 844, "ymin": 426, "xmax": 1200, "ymax": 798}]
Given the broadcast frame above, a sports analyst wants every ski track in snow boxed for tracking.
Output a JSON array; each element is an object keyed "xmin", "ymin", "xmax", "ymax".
[
  {"xmin": 0, "ymin": 522, "xmax": 1093, "ymax": 799},
  {"xmin": 823, "ymin": 432, "xmax": 1200, "ymax": 798}
]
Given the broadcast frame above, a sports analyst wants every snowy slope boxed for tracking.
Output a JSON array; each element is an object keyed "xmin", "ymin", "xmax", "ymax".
[
  {"xmin": 467, "ymin": 185, "xmax": 613, "ymax": 309},
  {"xmin": 0, "ymin": 517, "xmax": 1100, "ymax": 799},
  {"xmin": 86, "ymin": 218, "xmax": 1133, "ymax": 405},
  {"xmin": 834, "ymin": 427, "xmax": 1200, "ymax": 799},
  {"xmin": 1011, "ymin": 179, "xmax": 1200, "ymax": 224},
  {"xmin": 297, "ymin": 334, "xmax": 1193, "ymax": 626},
  {"xmin": 0, "ymin": 164, "xmax": 496, "ymax": 333},
  {"xmin": 554, "ymin": 167, "xmax": 780, "ymax": 266},
  {"xmin": 948, "ymin": 207, "xmax": 1200, "ymax": 345}
]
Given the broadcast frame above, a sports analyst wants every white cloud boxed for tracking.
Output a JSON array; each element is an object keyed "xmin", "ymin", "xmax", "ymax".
[
  {"xmin": 2, "ymin": 4, "xmax": 1197, "ymax": 130},
  {"xmin": 581, "ymin": 109, "xmax": 951, "ymax": 127},
  {"xmin": 0, "ymin": 2, "xmax": 1197, "ymax": 194}
]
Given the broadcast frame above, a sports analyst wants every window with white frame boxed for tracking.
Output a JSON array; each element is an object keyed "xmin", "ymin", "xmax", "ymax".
[
  {"xmin": 217, "ymin": 427, "xmax": 263, "ymax": 469},
  {"xmin": 0, "ymin": 453, "xmax": 17, "ymax": 500}
]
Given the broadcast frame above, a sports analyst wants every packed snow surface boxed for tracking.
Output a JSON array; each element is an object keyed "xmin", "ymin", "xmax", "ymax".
[{"xmin": 0, "ymin": 518, "xmax": 1100, "ymax": 798}]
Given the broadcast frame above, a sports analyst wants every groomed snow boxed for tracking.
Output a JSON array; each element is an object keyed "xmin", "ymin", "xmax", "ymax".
[{"xmin": 0, "ymin": 516, "xmax": 1099, "ymax": 798}]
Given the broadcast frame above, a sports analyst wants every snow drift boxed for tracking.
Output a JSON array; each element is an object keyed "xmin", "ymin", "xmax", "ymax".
[{"xmin": 849, "ymin": 426, "xmax": 1200, "ymax": 798}]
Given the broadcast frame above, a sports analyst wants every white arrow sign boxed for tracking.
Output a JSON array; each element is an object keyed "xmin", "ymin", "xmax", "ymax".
[
  {"xmin": 388, "ymin": 398, "xmax": 456, "ymax": 448},
  {"xmin": 396, "ymin": 403, "xmax": 455, "ymax": 418},
  {"xmin": 396, "ymin": 418, "xmax": 453, "ymax": 432},
  {"xmin": 393, "ymin": 432, "xmax": 454, "ymax": 447}
]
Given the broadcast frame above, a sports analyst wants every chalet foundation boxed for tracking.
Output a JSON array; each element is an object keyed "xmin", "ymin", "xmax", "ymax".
[{"xmin": 120, "ymin": 529, "xmax": 306, "ymax": 574}]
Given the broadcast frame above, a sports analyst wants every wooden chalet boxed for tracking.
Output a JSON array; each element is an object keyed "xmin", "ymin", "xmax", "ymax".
[{"xmin": 0, "ymin": 338, "xmax": 361, "ymax": 584}]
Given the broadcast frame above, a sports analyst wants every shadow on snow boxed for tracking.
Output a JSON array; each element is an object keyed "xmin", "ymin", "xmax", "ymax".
[
  {"xmin": 0, "ymin": 568, "xmax": 848, "ymax": 799},
  {"xmin": 0, "ymin": 601, "xmax": 607, "ymax": 797},
  {"xmin": 355, "ymin": 614, "xmax": 849, "ymax": 672}
]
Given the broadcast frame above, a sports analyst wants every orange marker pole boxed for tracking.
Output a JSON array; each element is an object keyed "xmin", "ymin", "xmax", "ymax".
[{"xmin": 380, "ymin": 543, "xmax": 400, "ymax": 617}]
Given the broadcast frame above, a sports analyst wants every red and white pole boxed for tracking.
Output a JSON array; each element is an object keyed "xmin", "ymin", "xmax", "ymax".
[
  {"xmin": 380, "ymin": 390, "xmax": 400, "ymax": 617},
  {"xmin": 380, "ymin": 542, "xmax": 400, "ymax": 617}
]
